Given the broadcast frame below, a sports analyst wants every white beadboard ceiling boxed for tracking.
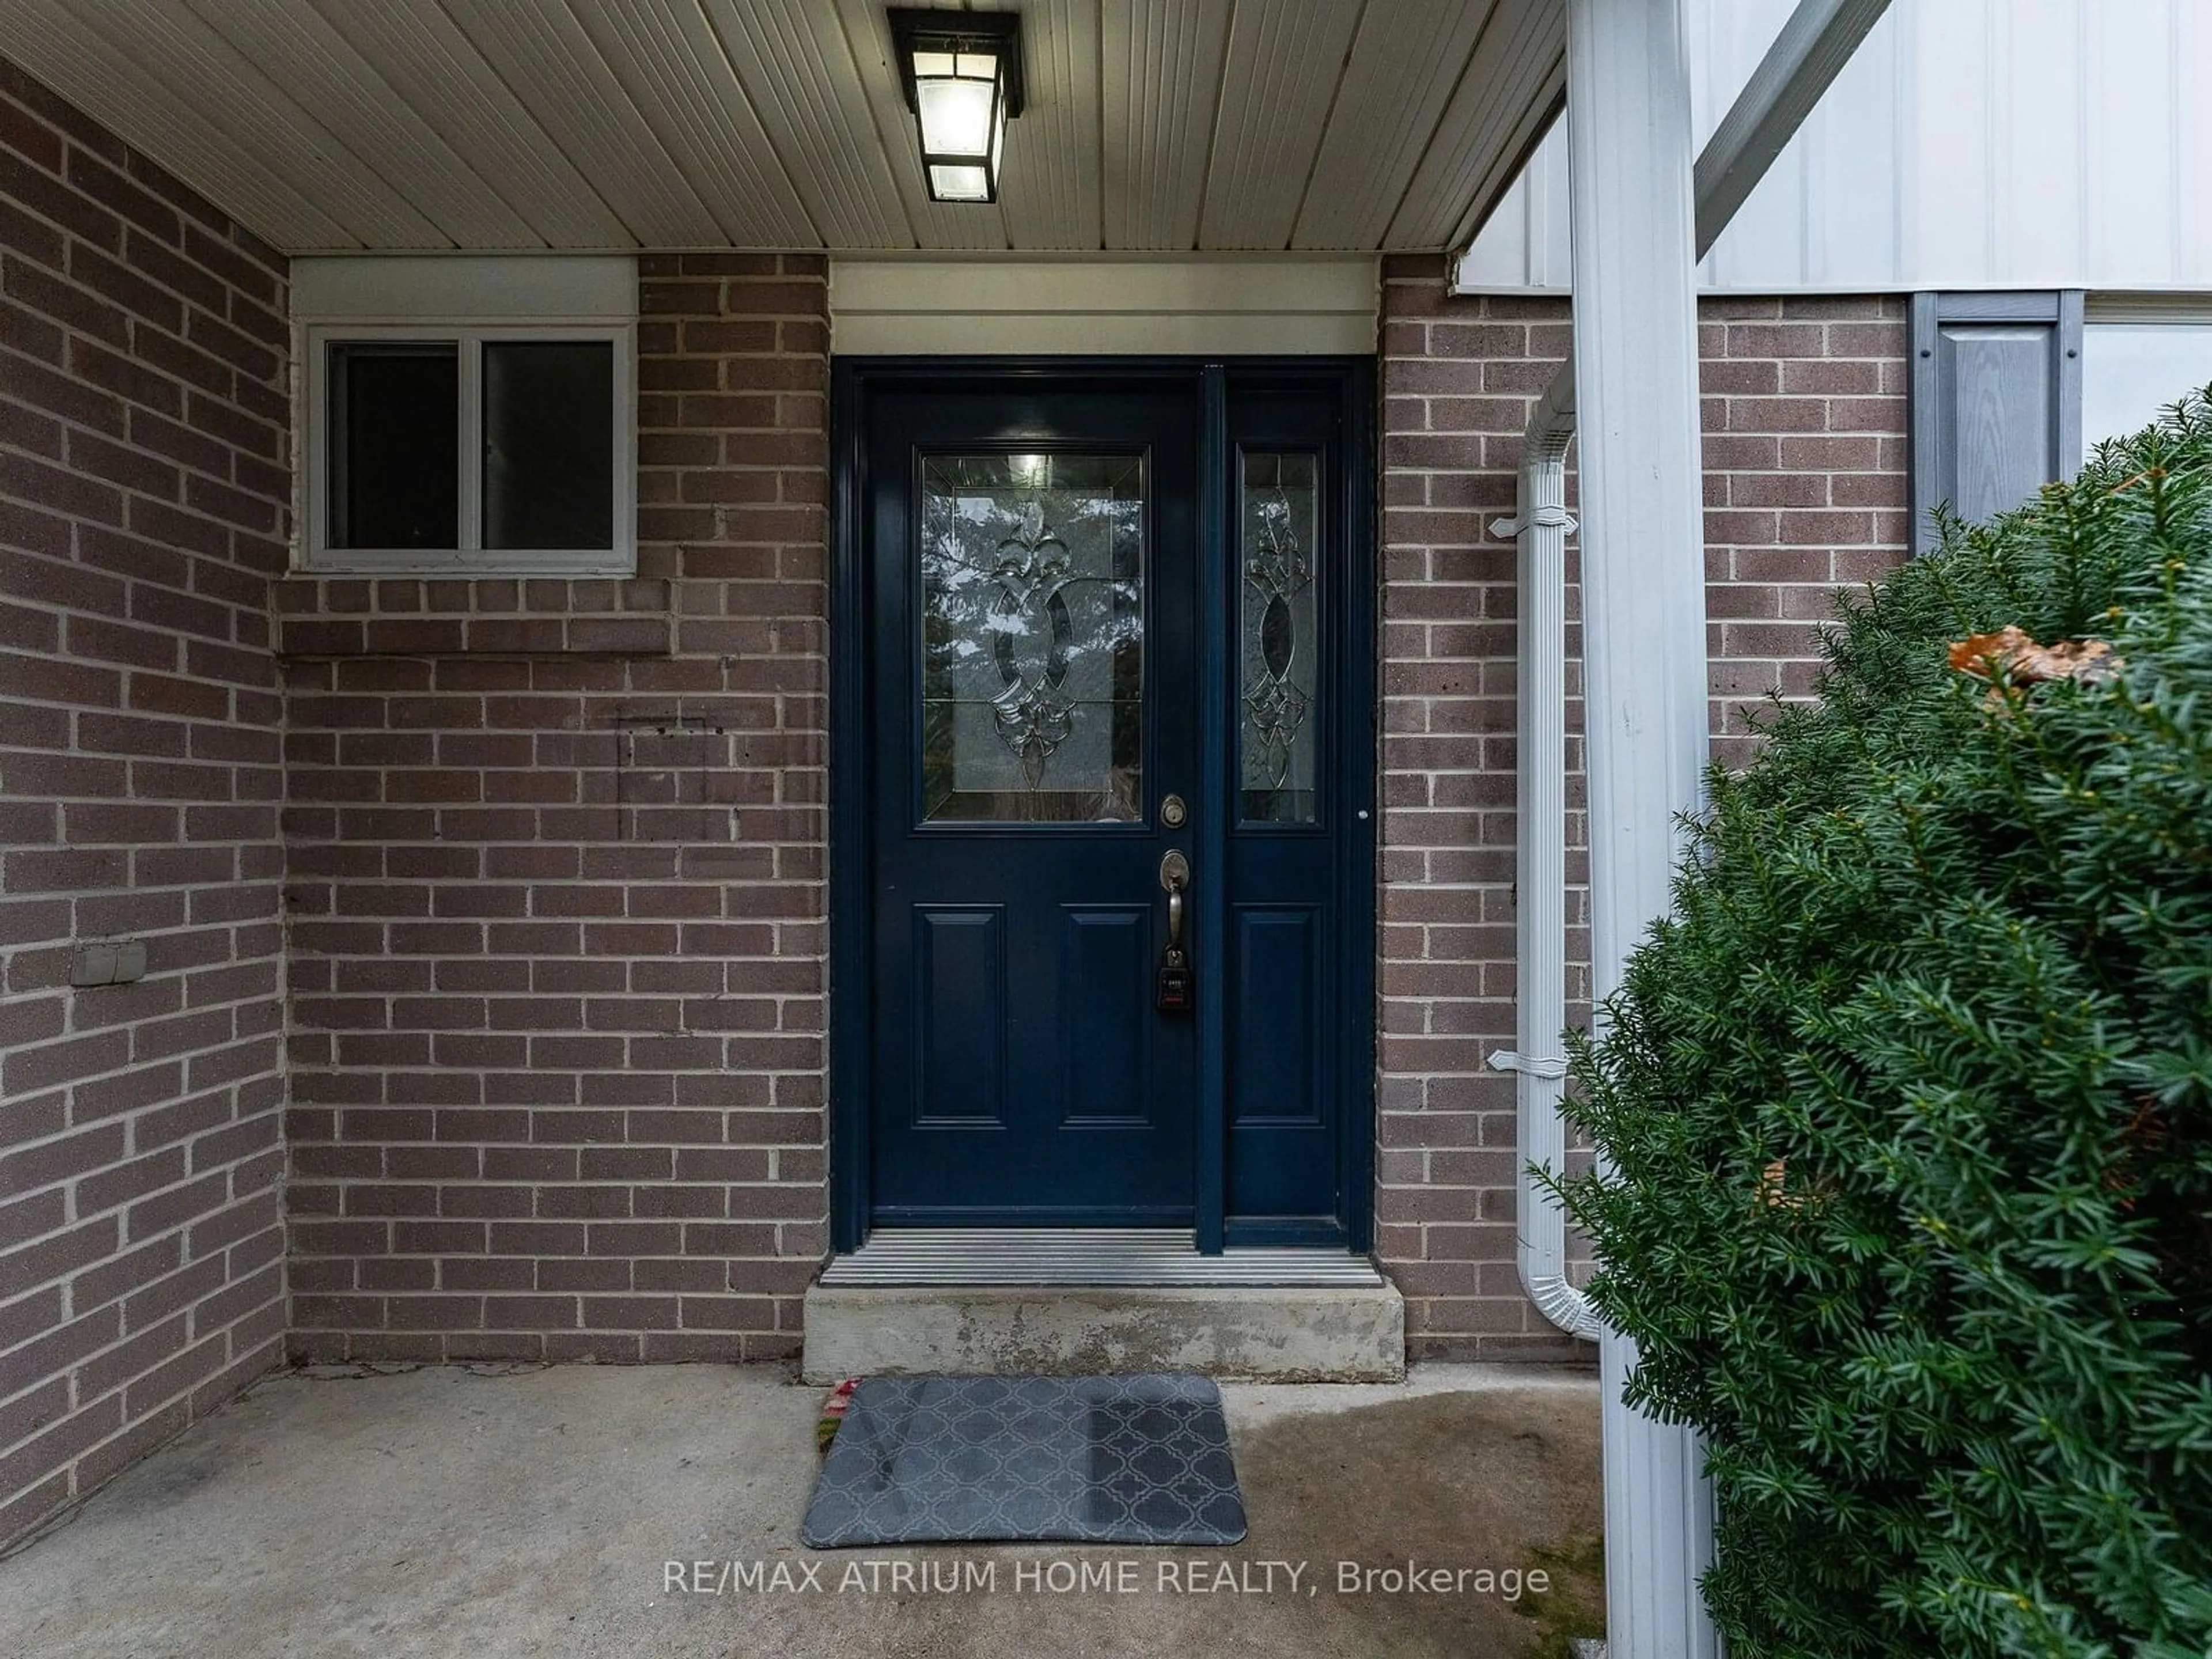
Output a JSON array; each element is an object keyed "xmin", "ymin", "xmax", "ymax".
[{"xmin": 0, "ymin": 0, "xmax": 1563, "ymax": 255}]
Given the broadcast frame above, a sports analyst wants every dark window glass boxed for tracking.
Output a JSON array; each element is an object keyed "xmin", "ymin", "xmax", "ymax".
[
  {"xmin": 483, "ymin": 342, "xmax": 615, "ymax": 550},
  {"xmin": 328, "ymin": 343, "xmax": 458, "ymax": 549}
]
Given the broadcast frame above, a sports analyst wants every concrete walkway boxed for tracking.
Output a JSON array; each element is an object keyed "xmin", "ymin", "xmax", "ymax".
[{"xmin": 0, "ymin": 1362, "xmax": 1603, "ymax": 1659}]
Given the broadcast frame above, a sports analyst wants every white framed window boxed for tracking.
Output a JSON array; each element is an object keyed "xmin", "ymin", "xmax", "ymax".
[
  {"xmin": 294, "ymin": 256, "xmax": 637, "ymax": 577},
  {"xmin": 2083, "ymin": 297, "xmax": 2212, "ymax": 457}
]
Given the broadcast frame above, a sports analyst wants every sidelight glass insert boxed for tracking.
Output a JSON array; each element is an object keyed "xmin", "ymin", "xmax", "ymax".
[
  {"xmin": 1239, "ymin": 451, "xmax": 1319, "ymax": 824},
  {"xmin": 918, "ymin": 453, "xmax": 1145, "ymax": 823}
]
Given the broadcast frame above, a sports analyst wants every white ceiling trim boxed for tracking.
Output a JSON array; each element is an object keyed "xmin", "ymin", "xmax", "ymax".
[{"xmin": 828, "ymin": 254, "xmax": 1379, "ymax": 355}]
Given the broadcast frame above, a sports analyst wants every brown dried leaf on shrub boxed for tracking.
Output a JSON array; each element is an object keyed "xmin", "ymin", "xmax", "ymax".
[
  {"xmin": 1759, "ymin": 1158, "xmax": 1805, "ymax": 1211},
  {"xmin": 1756, "ymin": 1156, "xmax": 1839, "ymax": 1216},
  {"xmin": 1947, "ymin": 626, "xmax": 2121, "ymax": 687}
]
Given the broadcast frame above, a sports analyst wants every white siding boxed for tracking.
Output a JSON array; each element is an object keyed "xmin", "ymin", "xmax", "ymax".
[{"xmin": 1457, "ymin": 0, "xmax": 2212, "ymax": 294}]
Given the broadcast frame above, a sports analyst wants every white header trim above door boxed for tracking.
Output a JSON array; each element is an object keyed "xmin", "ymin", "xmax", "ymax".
[{"xmin": 828, "ymin": 256, "xmax": 1379, "ymax": 355}]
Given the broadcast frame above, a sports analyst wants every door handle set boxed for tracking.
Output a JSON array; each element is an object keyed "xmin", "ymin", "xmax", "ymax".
[{"xmin": 1156, "ymin": 848, "xmax": 1194, "ymax": 1013}]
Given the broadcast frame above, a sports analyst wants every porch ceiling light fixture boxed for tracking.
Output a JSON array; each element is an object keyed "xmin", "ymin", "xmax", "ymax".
[{"xmin": 889, "ymin": 7, "xmax": 1024, "ymax": 203}]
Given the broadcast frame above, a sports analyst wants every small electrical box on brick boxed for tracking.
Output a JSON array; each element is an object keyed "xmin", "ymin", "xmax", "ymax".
[{"xmin": 70, "ymin": 939, "xmax": 147, "ymax": 988}]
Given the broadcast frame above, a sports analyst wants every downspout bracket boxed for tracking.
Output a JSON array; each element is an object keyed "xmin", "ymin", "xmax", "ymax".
[
  {"xmin": 1487, "ymin": 1048, "xmax": 1569, "ymax": 1080},
  {"xmin": 1487, "ymin": 506, "xmax": 1577, "ymax": 540}
]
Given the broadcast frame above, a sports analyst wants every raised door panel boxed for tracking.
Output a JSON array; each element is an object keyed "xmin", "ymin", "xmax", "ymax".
[
  {"xmin": 1059, "ymin": 907, "xmax": 1153, "ymax": 1126},
  {"xmin": 911, "ymin": 906, "xmax": 1005, "ymax": 1126}
]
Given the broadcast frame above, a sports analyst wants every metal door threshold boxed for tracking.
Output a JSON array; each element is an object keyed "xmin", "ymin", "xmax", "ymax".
[{"xmin": 820, "ymin": 1228, "xmax": 1385, "ymax": 1288}]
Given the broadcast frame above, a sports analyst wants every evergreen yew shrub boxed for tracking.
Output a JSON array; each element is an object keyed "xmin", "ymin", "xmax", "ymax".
[{"xmin": 1556, "ymin": 392, "xmax": 2212, "ymax": 1658}]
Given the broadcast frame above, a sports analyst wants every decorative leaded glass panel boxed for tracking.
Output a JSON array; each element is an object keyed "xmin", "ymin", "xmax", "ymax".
[
  {"xmin": 1239, "ymin": 452, "xmax": 1319, "ymax": 824},
  {"xmin": 919, "ymin": 453, "xmax": 1145, "ymax": 823}
]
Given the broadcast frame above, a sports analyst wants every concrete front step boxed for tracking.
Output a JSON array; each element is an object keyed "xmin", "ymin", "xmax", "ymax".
[{"xmin": 800, "ymin": 1284, "xmax": 1407, "ymax": 1384}]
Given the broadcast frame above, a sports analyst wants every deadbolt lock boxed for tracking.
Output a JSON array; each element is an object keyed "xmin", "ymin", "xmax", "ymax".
[{"xmin": 1161, "ymin": 794, "xmax": 1187, "ymax": 828}]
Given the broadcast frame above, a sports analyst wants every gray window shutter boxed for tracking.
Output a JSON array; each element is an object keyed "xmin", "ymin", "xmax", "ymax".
[{"xmin": 1909, "ymin": 290, "xmax": 2085, "ymax": 555}]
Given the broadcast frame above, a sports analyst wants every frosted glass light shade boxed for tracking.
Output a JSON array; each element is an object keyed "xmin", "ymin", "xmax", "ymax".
[
  {"xmin": 917, "ymin": 74, "xmax": 996, "ymax": 161},
  {"xmin": 891, "ymin": 9, "xmax": 1022, "ymax": 204},
  {"xmin": 929, "ymin": 164, "xmax": 992, "ymax": 203}
]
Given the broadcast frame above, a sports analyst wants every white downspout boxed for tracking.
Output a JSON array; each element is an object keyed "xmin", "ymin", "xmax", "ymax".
[
  {"xmin": 1487, "ymin": 370, "xmax": 1601, "ymax": 1340},
  {"xmin": 1489, "ymin": 0, "xmax": 1895, "ymax": 1346}
]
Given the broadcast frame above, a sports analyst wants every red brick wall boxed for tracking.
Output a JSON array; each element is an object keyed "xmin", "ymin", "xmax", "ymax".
[
  {"xmin": 1376, "ymin": 253, "xmax": 1909, "ymax": 1360},
  {"xmin": 0, "ymin": 60, "xmax": 289, "ymax": 1543},
  {"xmin": 276, "ymin": 255, "xmax": 829, "ymax": 1364}
]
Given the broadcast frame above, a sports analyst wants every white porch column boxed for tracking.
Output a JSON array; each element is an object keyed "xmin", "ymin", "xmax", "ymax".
[{"xmin": 1563, "ymin": 1, "xmax": 1721, "ymax": 1656}]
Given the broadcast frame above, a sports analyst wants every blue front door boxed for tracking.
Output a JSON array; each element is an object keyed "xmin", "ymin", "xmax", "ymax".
[{"xmin": 849, "ymin": 362, "xmax": 1373, "ymax": 1240}]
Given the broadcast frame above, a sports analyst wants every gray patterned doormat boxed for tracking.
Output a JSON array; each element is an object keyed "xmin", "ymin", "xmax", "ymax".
[{"xmin": 800, "ymin": 1373, "xmax": 1248, "ymax": 1547}]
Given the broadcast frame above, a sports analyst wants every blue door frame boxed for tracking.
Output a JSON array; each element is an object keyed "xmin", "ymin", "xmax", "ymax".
[{"xmin": 828, "ymin": 357, "xmax": 1376, "ymax": 1255}]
